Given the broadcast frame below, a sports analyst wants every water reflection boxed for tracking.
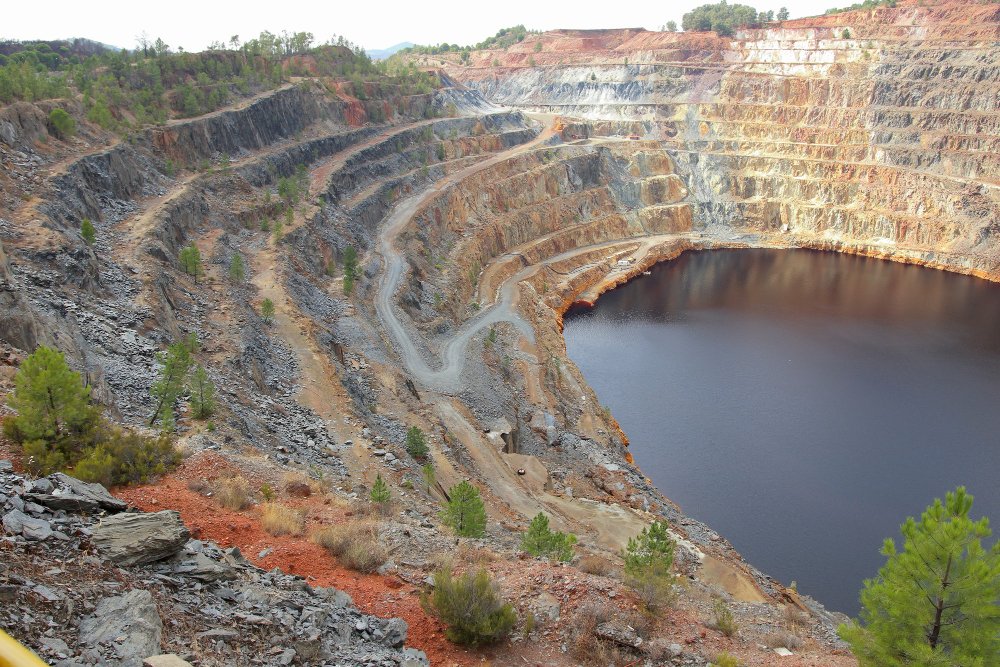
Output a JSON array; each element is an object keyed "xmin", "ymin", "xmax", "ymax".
[{"xmin": 563, "ymin": 249, "xmax": 1000, "ymax": 614}]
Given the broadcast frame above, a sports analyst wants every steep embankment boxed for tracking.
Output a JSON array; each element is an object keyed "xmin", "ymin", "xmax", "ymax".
[{"xmin": 434, "ymin": 0, "xmax": 1000, "ymax": 282}]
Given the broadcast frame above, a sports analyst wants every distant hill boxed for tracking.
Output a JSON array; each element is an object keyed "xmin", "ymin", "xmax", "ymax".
[{"xmin": 366, "ymin": 42, "xmax": 414, "ymax": 60}]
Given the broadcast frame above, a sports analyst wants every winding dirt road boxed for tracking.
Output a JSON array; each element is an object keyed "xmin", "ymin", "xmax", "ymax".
[{"xmin": 374, "ymin": 122, "xmax": 554, "ymax": 392}]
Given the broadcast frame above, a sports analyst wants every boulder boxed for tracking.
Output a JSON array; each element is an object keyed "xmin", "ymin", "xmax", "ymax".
[
  {"xmin": 383, "ymin": 618, "xmax": 407, "ymax": 648},
  {"xmin": 79, "ymin": 590, "xmax": 162, "ymax": 667},
  {"xmin": 2, "ymin": 508, "xmax": 52, "ymax": 540},
  {"xmin": 93, "ymin": 511, "xmax": 189, "ymax": 566}
]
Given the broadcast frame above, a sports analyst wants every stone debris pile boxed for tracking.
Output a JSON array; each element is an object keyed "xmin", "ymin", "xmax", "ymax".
[{"xmin": 0, "ymin": 462, "xmax": 427, "ymax": 666}]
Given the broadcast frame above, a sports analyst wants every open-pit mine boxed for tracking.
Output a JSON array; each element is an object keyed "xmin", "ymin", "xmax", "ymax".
[{"xmin": 1, "ymin": 1, "xmax": 998, "ymax": 665}]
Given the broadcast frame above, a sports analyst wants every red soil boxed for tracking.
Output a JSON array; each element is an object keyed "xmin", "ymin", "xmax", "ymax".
[{"xmin": 115, "ymin": 452, "xmax": 479, "ymax": 667}]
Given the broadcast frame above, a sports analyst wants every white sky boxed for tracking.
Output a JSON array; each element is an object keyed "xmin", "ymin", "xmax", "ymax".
[{"xmin": 4, "ymin": 0, "xmax": 838, "ymax": 53}]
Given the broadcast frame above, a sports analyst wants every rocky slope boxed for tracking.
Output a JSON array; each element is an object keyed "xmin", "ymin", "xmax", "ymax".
[{"xmin": 2, "ymin": 3, "xmax": 997, "ymax": 665}]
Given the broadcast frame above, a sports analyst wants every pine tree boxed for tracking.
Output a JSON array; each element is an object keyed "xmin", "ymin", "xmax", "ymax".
[
  {"xmin": 188, "ymin": 364, "xmax": 215, "ymax": 419},
  {"xmin": 442, "ymin": 480, "xmax": 487, "ymax": 538},
  {"xmin": 179, "ymin": 243, "xmax": 202, "ymax": 283},
  {"xmin": 5, "ymin": 346, "xmax": 99, "ymax": 464},
  {"xmin": 342, "ymin": 246, "xmax": 359, "ymax": 296},
  {"xmin": 623, "ymin": 520, "xmax": 675, "ymax": 577},
  {"xmin": 260, "ymin": 298, "xmax": 275, "ymax": 323},
  {"xmin": 405, "ymin": 425, "xmax": 428, "ymax": 459},
  {"xmin": 839, "ymin": 487, "xmax": 1000, "ymax": 666},
  {"xmin": 370, "ymin": 473, "xmax": 391, "ymax": 504},
  {"xmin": 777, "ymin": 6, "xmax": 789, "ymax": 21},
  {"xmin": 228, "ymin": 253, "xmax": 245, "ymax": 283},
  {"xmin": 521, "ymin": 512, "xmax": 577, "ymax": 562},
  {"xmin": 80, "ymin": 218, "xmax": 96, "ymax": 246},
  {"xmin": 149, "ymin": 341, "xmax": 193, "ymax": 428}
]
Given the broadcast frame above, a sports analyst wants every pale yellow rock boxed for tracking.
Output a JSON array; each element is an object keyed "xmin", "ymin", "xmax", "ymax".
[{"xmin": 144, "ymin": 655, "xmax": 194, "ymax": 667}]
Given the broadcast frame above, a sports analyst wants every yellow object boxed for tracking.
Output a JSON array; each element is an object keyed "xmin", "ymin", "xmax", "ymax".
[{"xmin": 0, "ymin": 629, "xmax": 48, "ymax": 667}]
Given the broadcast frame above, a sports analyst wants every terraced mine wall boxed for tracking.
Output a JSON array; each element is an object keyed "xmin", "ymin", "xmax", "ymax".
[{"xmin": 444, "ymin": 1, "xmax": 1000, "ymax": 281}]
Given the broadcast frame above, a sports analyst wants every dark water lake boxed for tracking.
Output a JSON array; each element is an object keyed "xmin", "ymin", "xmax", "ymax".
[{"xmin": 562, "ymin": 249, "xmax": 1000, "ymax": 614}]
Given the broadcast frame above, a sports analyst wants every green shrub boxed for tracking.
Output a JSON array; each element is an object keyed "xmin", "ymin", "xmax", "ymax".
[
  {"xmin": 423, "ymin": 567, "xmax": 516, "ymax": 646},
  {"xmin": 713, "ymin": 653, "xmax": 740, "ymax": 667},
  {"xmin": 21, "ymin": 439, "xmax": 68, "ymax": 476},
  {"xmin": 442, "ymin": 480, "xmax": 487, "ymax": 538},
  {"xmin": 422, "ymin": 462, "xmax": 436, "ymax": 490},
  {"xmin": 626, "ymin": 562, "xmax": 678, "ymax": 612},
  {"xmin": 521, "ymin": 512, "xmax": 577, "ymax": 562},
  {"xmin": 712, "ymin": 599, "xmax": 739, "ymax": 637},
  {"xmin": 405, "ymin": 425, "xmax": 428, "ymax": 459},
  {"xmin": 260, "ymin": 298, "xmax": 275, "ymax": 323},
  {"xmin": 48, "ymin": 108, "xmax": 76, "ymax": 139},
  {"xmin": 80, "ymin": 218, "xmax": 96, "ymax": 245},
  {"xmin": 73, "ymin": 427, "xmax": 179, "ymax": 487}
]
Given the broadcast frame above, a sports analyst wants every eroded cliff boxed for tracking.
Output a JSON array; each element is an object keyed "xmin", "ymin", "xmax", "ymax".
[{"xmin": 433, "ymin": 0, "xmax": 1000, "ymax": 281}]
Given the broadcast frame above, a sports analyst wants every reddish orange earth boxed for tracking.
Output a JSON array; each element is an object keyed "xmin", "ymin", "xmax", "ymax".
[{"xmin": 115, "ymin": 453, "xmax": 480, "ymax": 667}]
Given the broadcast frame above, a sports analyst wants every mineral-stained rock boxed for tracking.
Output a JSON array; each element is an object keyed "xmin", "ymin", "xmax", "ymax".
[
  {"xmin": 79, "ymin": 589, "xmax": 162, "ymax": 667},
  {"xmin": 93, "ymin": 510, "xmax": 189, "ymax": 566}
]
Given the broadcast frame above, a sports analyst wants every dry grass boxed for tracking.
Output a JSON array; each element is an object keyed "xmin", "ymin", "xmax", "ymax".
[
  {"xmin": 457, "ymin": 542, "xmax": 499, "ymax": 566},
  {"xmin": 569, "ymin": 603, "xmax": 636, "ymax": 667},
  {"xmin": 312, "ymin": 520, "xmax": 387, "ymax": 573},
  {"xmin": 260, "ymin": 502, "xmax": 305, "ymax": 536},
  {"xmin": 783, "ymin": 604, "xmax": 810, "ymax": 630},
  {"xmin": 214, "ymin": 475, "xmax": 252, "ymax": 510},
  {"xmin": 577, "ymin": 554, "xmax": 614, "ymax": 577},
  {"xmin": 764, "ymin": 629, "xmax": 804, "ymax": 650}
]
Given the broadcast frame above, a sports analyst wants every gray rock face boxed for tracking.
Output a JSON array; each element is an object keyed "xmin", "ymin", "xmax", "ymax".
[
  {"xmin": 2, "ymin": 508, "xmax": 52, "ymax": 540},
  {"xmin": 93, "ymin": 510, "xmax": 189, "ymax": 566},
  {"xmin": 383, "ymin": 617, "xmax": 408, "ymax": 648},
  {"xmin": 79, "ymin": 589, "xmax": 162, "ymax": 667},
  {"xmin": 170, "ymin": 552, "xmax": 235, "ymax": 582}
]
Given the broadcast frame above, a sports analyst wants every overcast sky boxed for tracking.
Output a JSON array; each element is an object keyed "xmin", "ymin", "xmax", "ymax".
[{"xmin": 5, "ymin": 0, "xmax": 839, "ymax": 53}]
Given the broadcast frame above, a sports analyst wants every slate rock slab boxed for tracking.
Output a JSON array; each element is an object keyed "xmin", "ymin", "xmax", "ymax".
[
  {"xmin": 79, "ymin": 589, "xmax": 162, "ymax": 667},
  {"xmin": 93, "ymin": 510, "xmax": 189, "ymax": 566}
]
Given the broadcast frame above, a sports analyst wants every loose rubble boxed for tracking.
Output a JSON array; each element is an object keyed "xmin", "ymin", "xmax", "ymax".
[{"xmin": 1, "ymin": 463, "xmax": 428, "ymax": 666}]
